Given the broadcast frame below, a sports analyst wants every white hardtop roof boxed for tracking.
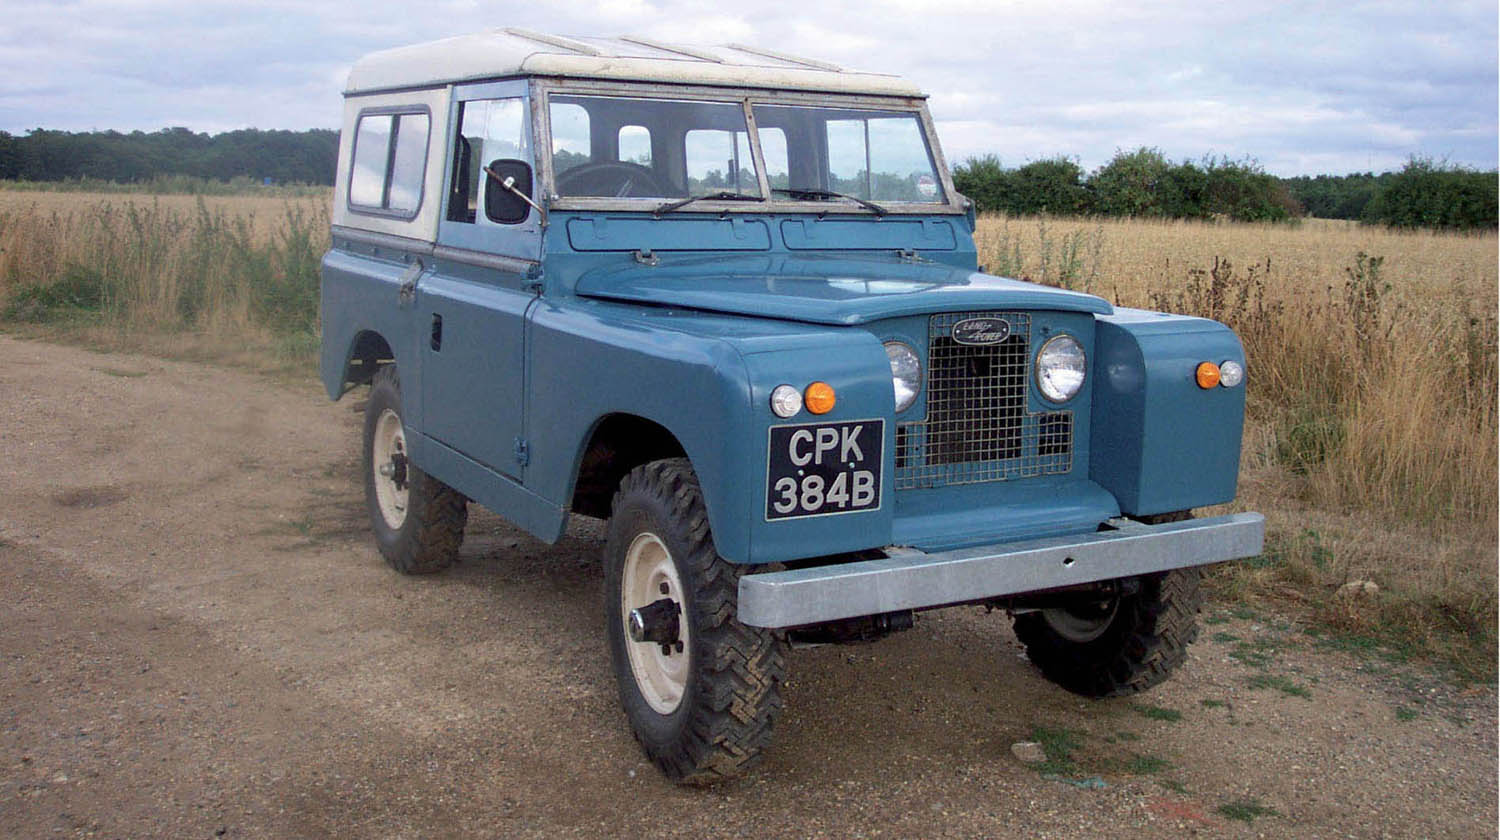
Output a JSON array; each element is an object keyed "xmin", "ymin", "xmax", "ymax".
[{"xmin": 344, "ymin": 28, "xmax": 924, "ymax": 98}]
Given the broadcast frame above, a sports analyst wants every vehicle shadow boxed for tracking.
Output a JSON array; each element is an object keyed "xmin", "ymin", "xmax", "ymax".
[{"xmin": 440, "ymin": 508, "xmax": 1075, "ymax": 789}]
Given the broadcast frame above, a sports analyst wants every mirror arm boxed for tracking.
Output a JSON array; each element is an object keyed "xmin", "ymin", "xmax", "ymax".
[{"xmin": 483, "ymin": 165, "xmax": 548, "ymax": 228}]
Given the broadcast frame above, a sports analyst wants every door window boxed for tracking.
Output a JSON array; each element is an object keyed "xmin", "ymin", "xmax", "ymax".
[{"xmin": 448, "ymin": 98, "xmax": 529, "ymax": 224}]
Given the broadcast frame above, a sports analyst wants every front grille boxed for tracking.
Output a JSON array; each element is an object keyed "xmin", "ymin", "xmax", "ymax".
[{"xmin": 895, "ymin": 312, "xmax": 1073, "ymax": 490}]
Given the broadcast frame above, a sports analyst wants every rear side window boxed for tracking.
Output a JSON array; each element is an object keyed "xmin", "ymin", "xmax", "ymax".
[{"xmin": 348, "ymin": 111, "xmax": 430, "ymax": 217}]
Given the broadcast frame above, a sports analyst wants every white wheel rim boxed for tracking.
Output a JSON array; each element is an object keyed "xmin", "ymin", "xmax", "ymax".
[
  {"xmin": 372, "ymin": 408, "xmax": 409, "ymax": 530},
  {"xmin": 621, "ymin": 532, "xmax": 689, "ymax": 715}
]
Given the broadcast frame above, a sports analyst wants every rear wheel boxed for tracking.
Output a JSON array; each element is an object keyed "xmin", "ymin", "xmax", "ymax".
[
  {"xmin": 362, "ymin": 365, "xmax": 468, "ymax": 575},
  {"xmin": 604, "ymin": 458, "xmax": 786, "ymax": 783}
]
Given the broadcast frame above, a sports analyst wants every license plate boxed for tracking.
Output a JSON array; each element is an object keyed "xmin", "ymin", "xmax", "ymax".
[{"xmin": 765, "ymin": 419, "xmax": 884, "ymax": 520}]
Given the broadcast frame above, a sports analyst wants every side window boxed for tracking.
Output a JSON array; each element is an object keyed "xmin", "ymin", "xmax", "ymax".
[
  {"xmin": 448, "ymin": 98, "xmax": 529, "ymax": 224},
  {"xmin": 618, "ymin": 125, "xmax": 651, "ymax": 166},
  {"xmin": 348, "ymin": 111, "xmax": 430, "ymax": 217},
  {"xmin": 684, "ymin": 129, "xmax": 757, "ymax": 196},
  {"xmin": 350, "ymin": 116, "xmax": 391, "ymax": 207}
]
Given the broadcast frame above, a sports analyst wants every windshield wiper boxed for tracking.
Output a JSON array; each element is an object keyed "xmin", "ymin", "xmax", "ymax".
[
  {"xmin": 653, "ymin": 191, "xmax": 764, "ymax": 217},
  {"xmin": 772, "ymin": 187, "xmax": 888, "ymax": 216}
]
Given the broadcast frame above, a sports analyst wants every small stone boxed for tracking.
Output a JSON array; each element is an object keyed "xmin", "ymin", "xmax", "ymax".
[
  {"xmin": 1337, "ymin": 580, "xmax": 1379, "ymax": 597},
  {"xmin": 1011, "ymin": 741, "xmax": 1047, "ymax": 764}
]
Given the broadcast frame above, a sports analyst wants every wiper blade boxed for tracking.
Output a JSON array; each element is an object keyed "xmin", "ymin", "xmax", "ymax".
[
  {"xmin": 653, "ymin": 191, "xmax": 764, "ymax": 216},
  {"xmin": 772, "ymin": 187, "xmax": 888, "ymax": 216}
]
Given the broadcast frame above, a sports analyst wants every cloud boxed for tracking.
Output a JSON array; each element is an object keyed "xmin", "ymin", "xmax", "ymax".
[{"xmin": 0, "ymin": 0, "xmax": 1493, "ymax": 174}]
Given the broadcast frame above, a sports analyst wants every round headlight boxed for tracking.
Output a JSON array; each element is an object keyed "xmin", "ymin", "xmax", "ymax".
[
  {"xmin": 1036, "ymin": 334, "xmax": 1086, "ymax": 403},
  {"xmin": 1219, "ymin": 359, "xmax": 1244, "ymax": 388},
  {"xmin": 770, "ymin": 384, "xmax": 802, "ymax": 418},
  {"xmin": 884, "ymin": 341, "xmax": 922, "ymax": 412}
]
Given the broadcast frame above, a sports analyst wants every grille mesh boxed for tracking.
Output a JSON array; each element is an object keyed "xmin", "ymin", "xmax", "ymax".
[{"xmin": 895, "ymin": 312, "xmax": 1073, "ymax": 490}]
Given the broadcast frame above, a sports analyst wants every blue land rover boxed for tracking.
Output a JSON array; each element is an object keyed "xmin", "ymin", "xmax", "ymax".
[{"xmin": 320, "ymin": 29, "xmax": 1264, "ymax": 783}]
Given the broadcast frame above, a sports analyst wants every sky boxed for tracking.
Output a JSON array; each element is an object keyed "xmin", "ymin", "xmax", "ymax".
[{"xmin": 2, "ymin": 0, "xmax": 1495, "ymax": 176}]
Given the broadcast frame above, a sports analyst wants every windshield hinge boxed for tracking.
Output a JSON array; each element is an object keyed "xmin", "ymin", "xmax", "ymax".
[
  {"xmin": 633, "ymin": 249, "xmax": 660, "ymax": 267},
  {"xmin": 897, "ymin": 248, "xmax": 922, "ymax": 263},
  {"xmin": 513, "ymin": 436, "xmax": 530, "ymax": 467}
]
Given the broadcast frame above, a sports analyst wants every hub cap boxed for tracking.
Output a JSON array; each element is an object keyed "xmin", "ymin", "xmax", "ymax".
[
  {"xmin": 1041, "ymin": 598, "xmax": 1120, "ymax": 643},
  {"xmin": 372, "ymin": 408, "xmax": 409, "ymax": 530},
  {"xmin": 621, "ymin": 532, "xmax": 689, "ymax": 715}
]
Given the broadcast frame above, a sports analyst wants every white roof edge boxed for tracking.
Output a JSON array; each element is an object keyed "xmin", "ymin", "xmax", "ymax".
[{"xmin": 343, "ymin": 30, "xmax": 924, "ymax": 98}]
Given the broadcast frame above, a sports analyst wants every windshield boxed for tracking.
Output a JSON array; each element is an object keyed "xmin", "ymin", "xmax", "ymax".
[
  {"xmin": 550, "ymin": 95, "xmax": 760, "ymax": 200},
  {"xmin": 545, "ymin": 93, "xmax": 946, "ymax": 207}
]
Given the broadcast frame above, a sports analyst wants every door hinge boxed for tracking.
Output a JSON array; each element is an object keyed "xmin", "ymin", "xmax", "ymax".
[
  {"xmin": 513, "ymin": 436, "xmax": 530, "ymax": 467},
  {"xmin": 397, "ymin": 260, "xmax": 423, "ymax": 305}
]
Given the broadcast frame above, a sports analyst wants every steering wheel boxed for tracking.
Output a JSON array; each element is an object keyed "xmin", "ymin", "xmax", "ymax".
[{"xmin": 555, "ymin": 161, "xmax": 671, "ymax": 198}]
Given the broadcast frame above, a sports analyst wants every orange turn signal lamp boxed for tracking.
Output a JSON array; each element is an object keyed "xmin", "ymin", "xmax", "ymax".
[
  {"xmin": 805, "ymin": 381, "xmax": 836, "ymax": 414},
  {"xmin": 1195, "ymin": 361, "xmax": 1221, "ymax": 389}
]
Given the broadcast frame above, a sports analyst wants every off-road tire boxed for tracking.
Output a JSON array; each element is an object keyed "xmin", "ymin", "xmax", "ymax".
[
  {"xmin": 604, "ymin": 458, "xmax": 786, "ymax": 784},
  {"xmin": 362, "ymin": 365, "xmax": 467, "ymax": 575},
  {"xmin": 1013, "ymin": 561, "xmax": 1205, "ymax": 698}
]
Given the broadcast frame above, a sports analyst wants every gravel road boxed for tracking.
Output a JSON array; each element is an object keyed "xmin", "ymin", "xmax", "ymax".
[{"xmin": 1, "ymin": 334, "xmax": 1494, "ymax": 839}]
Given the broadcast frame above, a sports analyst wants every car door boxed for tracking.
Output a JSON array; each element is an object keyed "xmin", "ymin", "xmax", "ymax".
[{"xmin": 420, "ymin": 80, "xmax": 540, "ymax": 480}]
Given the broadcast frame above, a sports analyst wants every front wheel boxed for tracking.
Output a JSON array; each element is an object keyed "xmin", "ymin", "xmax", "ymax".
[
  {"xmin": 604, "ymin": 459, "xmax": 786, "ymax": 783},
  {"xmin": 1012, "ymin": 567, "xmax": 1206, "ymax": 697}
]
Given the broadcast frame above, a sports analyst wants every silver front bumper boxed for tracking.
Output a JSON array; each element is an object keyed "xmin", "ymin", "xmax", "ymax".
[{"xmin": 737, "ymin": 512, "xmax": 1265, "ymax": 628}]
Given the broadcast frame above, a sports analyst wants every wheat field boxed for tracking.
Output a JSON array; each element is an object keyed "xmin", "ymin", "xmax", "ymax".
[{"xmin": 0, "ymin": 193, "xmax": 1494, "ymax": 676}]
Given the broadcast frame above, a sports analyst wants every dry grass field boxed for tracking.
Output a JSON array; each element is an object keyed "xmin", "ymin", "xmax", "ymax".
[{"xmin": 0, "ymin": 193, "xmax": 1493, "ymax": 678}]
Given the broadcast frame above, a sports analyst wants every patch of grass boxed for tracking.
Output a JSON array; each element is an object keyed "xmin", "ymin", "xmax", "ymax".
[
  {"xmin": 1211, "ymin": 631, "xmax": 1241, "ymax": 643},
  {"xmin": 1029, "ymin": 725, "xmax": 1085, "ymax": 776},
  {"xmin": 1204, "ymin": 613, "xmax": 1232, "ymax": 626},
  {"xmin": 94, "ymin": 366, "xmax": 148, "ymax": 378},
  {"xmin": 1200, "ymin": 699, "xmax": 1227, "ymax": 709},
  {"xmin": 1229, "ymin": 638, "xmax": 1281, "ymax": 669},
  {"xmin": 1113, "ymin": 730, "xmax": 1140, "ymax": 742},
  {"xmin": 1394, "ymin": 706, "xmax": 1419, "ymax": 721},
  {"xmin": 1217, "ymin": 798, "xmax": 1279, "ymax": 823},
  {"xmin": 1312, "ymin": 630, "xmax": 1413, "ymax": 664},
  {"xmin": 1160, "ymin": 779, "xmax": 1188, "ymax": 794},
  {"xmin": 1126, "ymin": 754, "xmax": 1172, "ymax": 775},
  {"xmin": 1129, "ymin": 703, "xmax": 1182, "ymax": 722},
  {"xmin": 1247, "ymin": 673, "xmax": 1312, "ymax": 698}
]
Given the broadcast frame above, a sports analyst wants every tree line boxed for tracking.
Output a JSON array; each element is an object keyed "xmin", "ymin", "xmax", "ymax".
[
  {"xmin": 0, "ymin": 127, "xmax": 338, "ymax": 186},
  {"xmin": 2, "ymin": 128, "xmax": 1494, "ymax": 230},
  {"xmin": 954, "ymin": 148, "xmax": 1498, "ymax": 230}
]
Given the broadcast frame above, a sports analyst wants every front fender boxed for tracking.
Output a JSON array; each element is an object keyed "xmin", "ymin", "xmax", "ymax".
[
  {"xmin": 524, "ymin": 301, "xmax": 754, "ymax": 560},
  {"xmin": 1089, "ymin": 308, "xmax": 1247, "ymax": 515},
  {"xmin": 525, "ymin": 300, "xmax": 896, "ymax": 565}
]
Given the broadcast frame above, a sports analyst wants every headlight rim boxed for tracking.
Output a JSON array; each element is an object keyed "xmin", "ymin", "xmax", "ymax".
[
  {"xmin": 883, "ymin": 339, "xmax": 922, "ymax": 413},
  {"xmin": 1034, "ymin": 333, "xmax": 1087, "ymax": 404}
]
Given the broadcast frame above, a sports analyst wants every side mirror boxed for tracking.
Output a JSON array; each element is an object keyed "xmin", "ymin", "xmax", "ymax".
[
  {"xmin": 483, "ymin": 158, "xmax": 534, "ymax": 224},
  {"xmin": 958, "ymin": 193, "xmax": 977, "ymax": 233}
]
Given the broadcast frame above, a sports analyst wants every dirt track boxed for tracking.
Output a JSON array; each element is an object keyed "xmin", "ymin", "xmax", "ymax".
[{"xmin": 1, "ymin": 333, "xmax": 1494, "ymax": 839}]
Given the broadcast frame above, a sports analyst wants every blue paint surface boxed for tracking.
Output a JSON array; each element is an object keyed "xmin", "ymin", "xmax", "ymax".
[{"xmin": 320, "ymin": 82, "xmax": 1250, "ymax": 568}]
